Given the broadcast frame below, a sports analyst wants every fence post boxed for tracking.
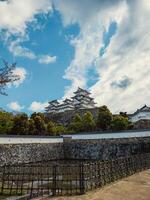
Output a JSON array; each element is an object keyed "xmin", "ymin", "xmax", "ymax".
[
  {"xmin": 0, "ymin": 165, "xmax": 5, "ymax": 195},
  {"xmin": 79, "ymin": 162, "xmax": 85, "ymax": 195},
  {"xmin": 52, "ymin": 165, "xmax": 57, "ymax": 196}
]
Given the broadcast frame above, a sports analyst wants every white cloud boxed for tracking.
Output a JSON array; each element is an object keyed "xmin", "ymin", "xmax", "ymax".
[
  {"xmin": 54, "ymin": 0, "xmax": 127, "ymax": 98},
  {"xmin": 8, "ymin": 101, "xmax": 24, "ymax": 111},
  {"xmin": 54, "ymin": 0, "xmax": 150, "ymax": 113},
  {"xmin": 8, "ymin": 38, "xmax": 36, "ymax": 59},
  {"xmin": 0, "ymin": 0, "xmax": 53, "ymax": 59},
  {"xmin": 29, "ymin": 101, "xmax": 48, "ymax": 112},
  {"xmin": 10, "ymin": 67, "xmax": 27, "ymax": 87},
  {"xmin": 91, "ymin": 0, "xmax": 150, "ymax": 113},
  {"xmin": 38, "ymin": 55, "xmax": 57, "ymax": 64},
  {"xmin": 7, "ymin": 38, "xmax": 58, "ymax": 63},
  {"xmin": 0, "ymin": 0, "xmax": 52, "ymax": 36}
]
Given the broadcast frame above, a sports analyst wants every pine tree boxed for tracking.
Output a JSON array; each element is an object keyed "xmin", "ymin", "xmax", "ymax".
[
  {"xmin": 83, "ymin": 111, "xmax": 95, "ymax": 132},
  {"xmin": 11, "ymin": 113, "xmax": 29, "ymax": 135},
  {"xmin": 97, "ymin": 105, "xmax": 112, "ymax": 130},
  {"xmin": 69, "ymin": 113, "xmax": 83, "ymax": 133},
  {"xmin": 28, "ymin": 119, "xmax": 36, "ymax": 135},
  {"xmin": 47, "ymin": 121, "xmax": 56, "ymax": 135},
  {"xmin": 111, "ymin": 115, "xmax": 130, "ymax": 131},
  {"xmin": 33, "ymin": 116, "xmax": 46, "ymax": 135}
]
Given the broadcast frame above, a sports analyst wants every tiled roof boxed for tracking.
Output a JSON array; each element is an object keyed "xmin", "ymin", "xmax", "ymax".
[
  {"xmin": 74, "ymin": 87, "xmax": 91, "ymax": 94},
  {"xmin": 129, "ymin": 105, "xmax": 150, "ymax": 116}
]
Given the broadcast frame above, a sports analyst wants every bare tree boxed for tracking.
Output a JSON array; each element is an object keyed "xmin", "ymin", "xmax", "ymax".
[{"xmin": 0, "ymin": 60, "xmax": 20, "ymax": 95}]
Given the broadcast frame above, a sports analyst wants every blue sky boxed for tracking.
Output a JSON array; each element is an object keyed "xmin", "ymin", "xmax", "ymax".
[
  {"xmin": 0, "ymin": 0, "xmax": 149, "ymax": 114},
  {"xmin": 0, "ymin": 9, "xmax": 79, "ymax": 113}
]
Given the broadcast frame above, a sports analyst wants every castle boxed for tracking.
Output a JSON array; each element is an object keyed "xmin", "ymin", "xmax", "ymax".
[
  {"xmin": 45, "ymin": 87, "xmax": 150, "ymax": 125},
  {"xmin": 129, "ymin": 105, "xmax": 150, "ymax": 122},
  {"xmin": 45, "ymin": 87, "xmax": 96, "ymax": 113}
]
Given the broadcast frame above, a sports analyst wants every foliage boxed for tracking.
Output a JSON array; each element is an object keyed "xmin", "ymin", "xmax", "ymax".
[
  {"xmin": 11, "ymin": 113, "xmax": 29, "ymax": 135},
  {"xmin": 0, "ymin": 60, "xmax": 20, "ymax": 95},
  {"xmin": 69, "ymin": 113, "xmax": 83, "ymax": 133},
  {"xmin": 0, "ymin": 110, "xmax": 14, "ymax": 134},
  {"xmin": 97, "ymin": 105, "xmax": 113, "ymax": 130},
  {"xmin": 28, "ymin": 119, "xmax": 36, "ymax": 135},
  {"xmin": 111, "ymin": 115, "xmax": 130, "ymax": 131},
  {"xmin": 54, "ymin": 125, "xmax": 67, "ymax": 135},
  {"xmin": 119, "ymin": 112, "xmax": 128, "ymax": 118},
  {"xmin": 32, "ymin": 115, "xmax": 46, "ymax": 135},
  {"xmin": 0, "ymin": 106, "xmax": 135, "ymax": 135},
  {"xmin": 82, "ymin": 111, "xmax": 95, "ymax": 131},
  {"xmin": 47, "ymin": 121, "xmax": 56, "ymax": 135},
  {"xmin": 47, "ymin": 121, "xmax": 67, "ymax": 135},
  {"xmin": 31, "ymin": 112, "xmax": 46, "ymax": 121}
]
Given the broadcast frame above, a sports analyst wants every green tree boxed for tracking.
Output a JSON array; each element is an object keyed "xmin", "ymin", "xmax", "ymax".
[
  {"xmin": 69, "ymin": 113, "xmax": 83, "ymax": 133},
  {"xmin": 111, "ymin": 115, "xmax": 129, "ymax": 131},
  {"xmin": 33, "ymin": 115, "xmax": 46, "ymax": 135},
  {"xmin": 31, "ymin": 112, "xmax": 45, "ymax": 121},
  {"xmin": 11, "ymin": 113, "xmax": 29, "ymax": 135},
  {"xmin": 47, "ymin": 121, "xmax": 67, "ymax": 136},
  {"xmin": 28, "ymin": 119, "xmax": 36, "ymax": 135},
  {"xmin": 97, "ymin": 105, "xmax": 112, "ymax": 130},
  {"xmin": 0, "ymin": 110, "xmax": 14, "ymax": 134},
  {"xmin": 82, "ymin": 111, "xmax": 95, "ymax": 131},
  {"xmin": 47, "ymin": 121, "xmax": 56, "ymax": 135},
  {"xmin": 54, "ymin": 125, "xmax": 67, "ymax": 135},
  {"xmin": 119, "ymin": 112, "xmax": 128, "ymax": 118}
]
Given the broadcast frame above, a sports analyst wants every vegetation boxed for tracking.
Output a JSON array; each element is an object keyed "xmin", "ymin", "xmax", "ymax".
[
  {"xmin": 47, "ymin": 121, "xmax": 56, "ymax": 135},
  {"xmin": 0, "ymin": 106, "xmax": 132, "ymax": 135},
  {"xmin": 69, "ymin": 113, "xmax": 83, "ymax": 132},
  {"xmin": 97, "ymin": 106, "xmax": 113, "ymax": 130},
  {"xmin": 82, "ymin": 111, "xmax": 95, "ymax": 131},
  {"xmin": 111, "ymin": 115, "xmax": 130, "ymax": 131},
  {"xmin": 0, "ymin": 110, "xmax": 14, "ymax": 134},
  {"xmin": 11, "ymin": 113, "xmax": 29, "ymax": 135},
  {"xmin": 0, "ymin": 60, "xmax": 20, "ymax": 95}
]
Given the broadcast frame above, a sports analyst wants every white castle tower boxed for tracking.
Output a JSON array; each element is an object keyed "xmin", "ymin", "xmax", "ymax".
[{"xmin": 45, "ymin": 87, "xmax": 96, "ymax": 113}]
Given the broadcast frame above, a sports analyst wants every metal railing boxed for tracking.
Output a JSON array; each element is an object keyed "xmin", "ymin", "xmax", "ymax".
[{"xmin": 0, "ymin": 153, "xmax": 150, "ymax": 199}]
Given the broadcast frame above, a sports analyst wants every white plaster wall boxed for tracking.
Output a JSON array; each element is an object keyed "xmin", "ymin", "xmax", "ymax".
[
  {"xmin": 0, "ymin": 137, "xmax": 63, "ymax": 144},
  {"xmin": 130, "ymin": 111, "xmax": 150, "ymax": 122}
]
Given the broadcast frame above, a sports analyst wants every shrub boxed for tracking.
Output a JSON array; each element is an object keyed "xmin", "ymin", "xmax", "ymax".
[
  {"xmin": 111, "ymin": 115, "xmax": 129, "ymax": 131},
  {"xmin": 11, "ymin": 113, "xmax": 29, "ymax": 135},
  {"xmin": 82, "ymin": 111, "xmax": 95, "ymax": 131},
  {"xmin": 97, "ymin": 105, "xmax": 112, "ymax": 130},
  {"xmin": 69, "ymin": 113, "xmax": 83, "ymax": 133}
]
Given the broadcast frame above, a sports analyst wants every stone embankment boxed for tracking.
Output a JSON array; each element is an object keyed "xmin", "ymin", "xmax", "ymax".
[{"xmin": 0, "ymin": 132, "xmax": 150, "ymax": 166}]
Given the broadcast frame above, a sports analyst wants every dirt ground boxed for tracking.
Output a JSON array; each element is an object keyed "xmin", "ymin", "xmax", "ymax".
[{"xmin": 37, "ymin": 169, "xmax": 150, "ymax": 200}]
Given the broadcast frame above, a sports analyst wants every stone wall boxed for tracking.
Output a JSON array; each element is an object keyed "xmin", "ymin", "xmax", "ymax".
[
  {"xmin": 0, "ymin": 143, "xmax": 63, "ymax": 166},
  {"xmin": 0, "ymin": 136, "xmax": 150, "ymax": 166},
  {"xmin": 134, "ymin": 120, "xmax": 150, "ymax": 129},
  {"xmin": 63, "ymin": 137, "xmax": 150, "ymax": 160}
]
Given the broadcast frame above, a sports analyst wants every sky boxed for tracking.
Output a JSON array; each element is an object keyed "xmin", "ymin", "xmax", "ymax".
[{"xmin": 0, "ymin": 0, "xmax": 150, "ymax": 114}]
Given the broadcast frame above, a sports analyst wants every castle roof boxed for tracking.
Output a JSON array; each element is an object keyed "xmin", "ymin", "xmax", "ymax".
[
  {"xmin": 71, "ymin": 95, "xmax": 94, "ymax": 100},
  {"xmin": 130, "ymin": 104, "xmax": 150, "ymax": 116},
  {"xmin": 48, "ymin": 100, "xmax": 59, "ymax": 105},
  {"xmin": 74, "ymin": 87, "xmax": 91, "ymax": 95},
  {"xmin": 63, "ymin": 98, "xmax": 73, "ymax": 103},
  {"xmin": 139, "ymin": 104, "xmax": 150, "ymax": 111}
]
